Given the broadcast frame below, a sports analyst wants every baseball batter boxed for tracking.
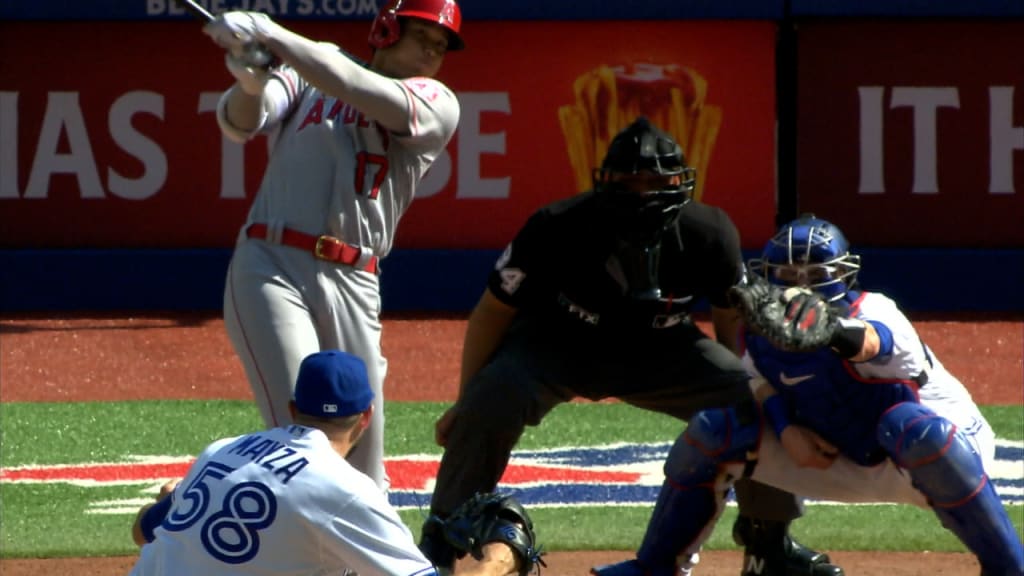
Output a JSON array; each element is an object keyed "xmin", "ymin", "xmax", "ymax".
[
  {"xmin": 129, "ymin": 350, "xmax": 540, "ymax": 576},
  {"xmin": 596, "ymin": 215, "xmax": 1024, "ymax": 576},
  {"xmin": 201, "ymin": 0, "xmax": 464, "ymax": 489}
]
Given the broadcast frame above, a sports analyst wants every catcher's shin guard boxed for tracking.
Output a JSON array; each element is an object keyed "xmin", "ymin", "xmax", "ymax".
[
  {"xmin": 878, "ymin": 403, "xmax": 1024, "ymax": 575},
  {"xmin": 732, "ymin": 516, "xmax": 844, "ymax": 576},
  {"xmin": 590, "ymin": 477, "xmax": 710, "ymax": 576},
  {"xmin": 633, "ymin": 479, "xmax": 711, "ymax": 573},
  {"xmin": 610, "ymin": 406, "xmax": 763, "ymax": 574}
]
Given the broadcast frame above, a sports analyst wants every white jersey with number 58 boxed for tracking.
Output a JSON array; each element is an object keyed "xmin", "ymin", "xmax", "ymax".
[{"xmin": 130, "ymin": 425, "xmax": 437, "ymax": 576}]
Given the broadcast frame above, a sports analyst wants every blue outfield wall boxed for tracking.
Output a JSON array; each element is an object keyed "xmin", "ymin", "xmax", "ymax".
[
  {"xmin": 1, "ymin": 249, "xmax": 1022, "ymax": 314},
  {"xmin": 789, "ymin": 0, "xmax": 1024, "ymax": 17}
]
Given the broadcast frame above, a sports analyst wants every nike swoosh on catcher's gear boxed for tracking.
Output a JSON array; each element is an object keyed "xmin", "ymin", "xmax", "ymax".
[{"xmin": 779, "ymin": 372, "xmax": 814, "ymax": 386}]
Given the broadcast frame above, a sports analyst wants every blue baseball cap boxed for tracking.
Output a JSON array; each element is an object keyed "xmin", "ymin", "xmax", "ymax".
[{"xmin": 293, "ymin": 350, "xmax": 374, "ymax": 418}]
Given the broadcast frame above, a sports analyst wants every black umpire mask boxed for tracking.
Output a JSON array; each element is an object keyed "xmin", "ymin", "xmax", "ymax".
[
  {"xmin": 594, "ymin": 116, "xmax": 695, "ymax": 246},
  {"xmin": 600, "ymin": 180, "xmax": 689, "ymax": 245}
]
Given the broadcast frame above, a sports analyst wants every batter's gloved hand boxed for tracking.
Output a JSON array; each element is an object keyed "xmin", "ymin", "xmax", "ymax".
[
  {"xmin": 435, "ymin": 492, "xmax": 546, "ymax": 576},
  {"xmin": 729, "ymin": 275, "xmax": 838, "ymax": 352},
  {"xmin": 203, "ymin": 11, "xmax": 278, "ymax": 71}
]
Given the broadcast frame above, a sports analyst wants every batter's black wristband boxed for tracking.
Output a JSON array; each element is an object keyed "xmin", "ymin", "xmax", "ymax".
[{"xmin": 829, "ymin": 317, "xmax": 866, "ymax": 359}]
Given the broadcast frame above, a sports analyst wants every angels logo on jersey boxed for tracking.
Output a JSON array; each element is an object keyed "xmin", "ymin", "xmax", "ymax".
[{"xmin": 405, "ymin": 79, "xmax": 441, "ymax": 103}]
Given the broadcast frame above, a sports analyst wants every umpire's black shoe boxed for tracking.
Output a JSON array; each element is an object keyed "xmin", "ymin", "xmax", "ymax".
[
  {"xmin": 733, "ymin": 516, "xmax": 845, "ymax": 576},
  {"xmin": 419, "ymin": 516, "xmax": 457, "ymax": 575}
]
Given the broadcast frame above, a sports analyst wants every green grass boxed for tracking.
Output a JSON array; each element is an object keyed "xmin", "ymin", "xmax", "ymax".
[
  {"xmin": 0, "ymin": 400, "xmax": 263, "ymax": 465},
  {"xmin": 0, "ymin": 484, "xmax": 142, "ymax": 557},
  {"xmin": 0, "ymin": 401, "xmax": 1021, "ymax": 558}
]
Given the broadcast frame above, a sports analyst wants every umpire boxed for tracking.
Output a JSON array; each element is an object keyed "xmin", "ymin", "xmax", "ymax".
[{"xmin": 419, "ymin": 117, "xmax": 842, "ymax": 576}]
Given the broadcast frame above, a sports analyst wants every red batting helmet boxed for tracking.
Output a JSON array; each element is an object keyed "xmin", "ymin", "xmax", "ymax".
[{"xmin": 368, "ymin": 0, "xmax": 465, "ymax": 51}]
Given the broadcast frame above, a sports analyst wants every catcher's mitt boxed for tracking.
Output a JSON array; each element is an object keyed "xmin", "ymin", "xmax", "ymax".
[
  {"xmin": 439, "ymin": 492, "xmax": 545, "ymax": 576},
  {"xmin": 729, "ymin": 276, "xmax": 837, "ymax": 352}
]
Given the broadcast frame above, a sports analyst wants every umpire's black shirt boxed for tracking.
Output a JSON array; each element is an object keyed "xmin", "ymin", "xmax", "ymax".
[{"xmin": 486, "ymin": 191, "xmax": 744, "ymax": 346}]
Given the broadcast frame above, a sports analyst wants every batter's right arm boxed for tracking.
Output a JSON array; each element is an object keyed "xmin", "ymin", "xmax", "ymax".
[
  {"xmin": 219, "ymin": 87, "xmax": 265, "ymax": 131},
  {"xmin": 202, "ymin": 13, "xmax": 303, "ymax": 142}
]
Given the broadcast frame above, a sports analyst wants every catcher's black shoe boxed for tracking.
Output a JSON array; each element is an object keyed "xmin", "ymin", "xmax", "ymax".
[
  {"xmin": 419, "ymin": 516, "xmax": 456, "ymax": 575},
  {"xmin": 733, "ymin": 516, "xmax": 844, "ymax": 576}
]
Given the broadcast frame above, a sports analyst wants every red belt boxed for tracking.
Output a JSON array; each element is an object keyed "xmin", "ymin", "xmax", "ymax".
[{"xmin": 245, "ymin": 223, "xmax": 379, "ymax": 274}]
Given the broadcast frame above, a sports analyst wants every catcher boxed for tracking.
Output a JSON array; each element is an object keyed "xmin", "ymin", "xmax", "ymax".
[
  {"xmin": 596, "ymin": 215, "xmax": 1024, "ymax": 576},
  {"xmin": 127, "ymin": 349, "xmax": 542, "ymax": 576}
]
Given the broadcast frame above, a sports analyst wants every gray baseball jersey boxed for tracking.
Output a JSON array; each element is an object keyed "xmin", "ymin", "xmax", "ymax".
[
  {"xmin": 222, "ymin": 61, "xmax": 460, "ymax": 489},
  {"xmin": 130, "ymin": 425, "xmax": 438, "ymax": 575}
]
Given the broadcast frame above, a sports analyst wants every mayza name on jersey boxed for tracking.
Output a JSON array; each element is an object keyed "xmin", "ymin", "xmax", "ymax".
[{"xmin": 224, "ymin": 428, "xmax": 311, "ymax": 484}]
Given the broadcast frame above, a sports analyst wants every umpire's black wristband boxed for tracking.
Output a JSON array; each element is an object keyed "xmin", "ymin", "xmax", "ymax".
[{"xmin": 829, "ymin": 317, "xmax": 866, "ymax": 358}]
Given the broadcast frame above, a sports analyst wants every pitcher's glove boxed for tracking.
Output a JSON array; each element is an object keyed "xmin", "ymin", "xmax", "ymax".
[
  {"xmin": 439, "ymin": 492, "xmax": 546, "ymax": 576},
  {"xmin": 729, "ymin": 276, "xmax": 838, "ymax": 352}
]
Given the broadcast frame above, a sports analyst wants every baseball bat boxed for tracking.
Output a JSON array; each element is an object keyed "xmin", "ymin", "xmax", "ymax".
[
  {"xmin": 174, "ymin": 0, "xmax": 275, "ymax": 69},
  {"xmin": 175, "ymin": 0, "xmax": 216, "ymax": 22}
]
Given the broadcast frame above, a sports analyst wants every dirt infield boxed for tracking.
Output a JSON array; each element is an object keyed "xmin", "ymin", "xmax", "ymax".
[
  {"xmin": 0, "ymin": 549, "xmax": 986, "ymax": 576},
  {"xmin": 2, "ymin": 312, "xmax": 1020, "ymax": 405},
  {"xmin": 1, "ymin": 312, "xmax": 1021, "ymax": 574}
]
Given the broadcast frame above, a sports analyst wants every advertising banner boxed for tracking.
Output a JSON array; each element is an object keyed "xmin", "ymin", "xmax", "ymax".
[
  {"xmin": 0, "ymin": 0, "xmax": 781, "ymax": 21},
  {"xmin": 0, "ymin": 20, "xmax": 776, "ymax": 249},
  {"xmin": 797, "ymin": 21, "xmax": 1024, "ymax": 247}
]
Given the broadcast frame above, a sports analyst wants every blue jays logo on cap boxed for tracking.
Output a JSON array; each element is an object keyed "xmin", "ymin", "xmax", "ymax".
[{"xmin": 293, "ymin": 350, "xmax": 374, "ymax": 418}]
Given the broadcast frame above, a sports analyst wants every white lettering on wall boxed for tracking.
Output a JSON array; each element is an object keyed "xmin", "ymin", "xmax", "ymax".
[
  {"xmin": 456, "ymin": 92, "xmax": 511, "ymax": 199},
  {"xmin": 858, "ymin": 86, "xmax": 885, "ymax": 194},
  {"xmin": 890, "ymin": 87, "xmax": 960, "ymax": 194},
  {"xmin": 25, "ymin": 92, "xmax": 104, "ymax": 199},
  {"xmin": 3, "ymin": 89, "xmax": 513, "ymax": 202},
  {"xmin": 989, "ymin": 86, "xmax": 1023, "ymax": 194},
  {"xmin": 0, "ymin": 92, "xmax": 17, "ymax": 199},
  {"xmin": 148, "ymin": 0, "xmax": 301, "ymax": 17},
  {"xmin": 108, "ymin": 91, "xmax": 167, "ymax": 200},
  {"xmin": 859, "ymin": 86, "xmax": 1018, "ymax": 196}
]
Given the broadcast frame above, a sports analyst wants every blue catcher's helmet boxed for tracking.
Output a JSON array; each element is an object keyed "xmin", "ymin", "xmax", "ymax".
[{"xmin": 748, "ymin": 214, "xmax": 861, "ymax": 302}]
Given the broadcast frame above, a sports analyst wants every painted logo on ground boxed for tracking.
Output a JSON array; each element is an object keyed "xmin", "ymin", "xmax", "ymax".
[{"xmin": 2, "ymin": 441, "xmax": 1021, "ymax": 514}]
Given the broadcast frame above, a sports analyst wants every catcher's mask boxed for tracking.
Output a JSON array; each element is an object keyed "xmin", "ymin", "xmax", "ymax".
[
  {"xmin": 368, "ymin": 0, "xmax": 465, "ymax": 51},
  {"xmin": 748, "ymin": 213, "xmax": 861, "ymax": 302},
  {"xmin": 594, "ymin": 116, "xmax": 696, "ymax": 244}
]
